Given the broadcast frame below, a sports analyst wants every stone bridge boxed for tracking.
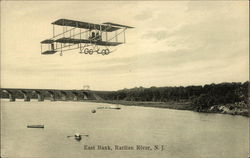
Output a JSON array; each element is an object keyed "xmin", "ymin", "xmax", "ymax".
[{"xmin": 0, "ymin": 88, "xmax": 93, "ymax": 102}]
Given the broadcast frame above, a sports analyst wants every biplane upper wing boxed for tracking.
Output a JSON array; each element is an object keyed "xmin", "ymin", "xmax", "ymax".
[
  {"xmin": 55, "ymin": 37, "xmax": 122, "ymax": 46},
  {"xmin": 102, "ymin": 22, "xmax": 134, "ymax": 29},
  {"xmin": 52, "ymin": 19, "xmax": 120, "ymax": 32}
]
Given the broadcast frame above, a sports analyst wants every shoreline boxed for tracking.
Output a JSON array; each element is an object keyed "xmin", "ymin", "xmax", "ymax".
[
  {"xmin": 87, "ymin": 100, "xmax": 249, "ymax": 117},
  {"xmin": 1, "ymin": 98, "xmax": 248, "ymax": 117}
]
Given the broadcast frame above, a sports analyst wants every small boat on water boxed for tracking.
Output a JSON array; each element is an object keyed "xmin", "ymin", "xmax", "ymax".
[
  {"xmin": 67, "ymin": 133, "xmax": 89, "ymax": 141},
  {"xmin": 97, "ymin": 105, "xmax": 121, "ymax": 110},
  {"xmin": 109, "ymin": 105, "xmax": 121, "ymax": 109},
  {"xmin": 27, "ymin": 125, "xmax": 44, "ymax": 128},
  {"xmin": 74, "ymin": 133, "xmax": 82, "ymax": 141}
]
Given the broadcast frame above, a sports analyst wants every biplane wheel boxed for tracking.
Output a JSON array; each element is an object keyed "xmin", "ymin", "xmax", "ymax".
[
  {"xmin": 84, "ymin": 48, "xmax": 89, "ymax": 54},
  {"xmin": 101, "ymin": 49, "xmax": 106, "ymax": 55},
  {"xmin": 105, "ymin": 49, "xmax": 110, "ymax": 55},
  {"xmin": 88, "ymin": 49, "xmax": 94, "ymax": 55}
]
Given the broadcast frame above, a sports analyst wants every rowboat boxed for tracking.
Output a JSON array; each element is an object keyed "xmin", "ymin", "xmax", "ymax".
[
  {"xmin": 74, "ymin": 133, "xmax": 82, "ymax": 141},
  {"xmin": 97, "ymin": 105, "xmax": 121, "ymax": 110},
  {"xmin": 27, "ymin": 125, "xmax": 44, "ymax": 128},
  {"xmin": 67, "ymin": 133, "xmax": 89, "ymax": 141}
]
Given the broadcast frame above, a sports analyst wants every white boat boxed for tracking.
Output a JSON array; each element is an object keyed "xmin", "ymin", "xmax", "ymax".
[
  {"xmin": 109, "ymin": 105, "xmax": 121, "ymax": 109},
  {"xmin": 97, "ymin": 105, "xmax": 121, "ymax": 110}
]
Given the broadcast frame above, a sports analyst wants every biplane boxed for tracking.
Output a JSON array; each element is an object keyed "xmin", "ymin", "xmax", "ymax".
[{"xmin": 40, "ymin": 19, "xmax": 133, "ymax": 56}]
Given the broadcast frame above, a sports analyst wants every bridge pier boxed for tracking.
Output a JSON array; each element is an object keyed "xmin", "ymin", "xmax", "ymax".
[
  {"xmin": 72, "ymin": 92, "xmax": 79, "ymax": 101},
  {"xmin": 24, "ymin": 95, "xmax": 31, "ymax": 102},
  {"xmin": 38, "ymin": 94, "xmax": 44, "ymax": 101},
  {"xmin": 83, "ymin": 92, "xmax": 88, "ymax": 100},
  {"xmin": 32, "ymin": 91, "xmax": 44, "ymax": 101},
  {"xmin": 20, "ymin": 90, "xmax": 30, "ymax": 102},
  {"xmin": 50, "ymin": 95, "xmax": 56, "ymax": 101},
  {"xmin": 48, "ymin": 91, "xmax": 56, "ymax": 101},
  {"xmin": 60, "ymin": 91, "xmax": 67, "ymax": 101},
  {"xmin": 9, "ymin": 94, "xmax": 16, "ymax": 102},
  {"xmin": 73, "ymin": 96, "xmax": 78, "ymax": 101}
]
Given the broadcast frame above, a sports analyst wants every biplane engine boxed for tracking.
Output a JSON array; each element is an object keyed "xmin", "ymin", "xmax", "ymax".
[{"xmin": 40, "ymin": 19, "xmax": 133, "ymax": 56}]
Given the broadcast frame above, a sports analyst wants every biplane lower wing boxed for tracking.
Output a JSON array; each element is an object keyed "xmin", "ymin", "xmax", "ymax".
[
  {"xmin": 55, "ymin": 37, "xmax": 122, "ymax": 46},
  {"xmin": 96, "ymin": 40, "xmax": 123, "ymax": 46}
]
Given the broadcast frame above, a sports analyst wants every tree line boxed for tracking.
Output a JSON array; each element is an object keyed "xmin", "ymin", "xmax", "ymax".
[{"xmin": 96, "ymin": 82, "xmax": 249, "ymax": 110}]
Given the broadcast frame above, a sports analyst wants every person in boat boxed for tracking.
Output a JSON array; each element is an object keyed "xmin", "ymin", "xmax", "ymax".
[
  {"xmin": 74, "ymin": 133, "xmax": 82, "ymax": 141},
  {"xmin": 67, "ymin": 133, "xmax": 88, "ymax": 141}
]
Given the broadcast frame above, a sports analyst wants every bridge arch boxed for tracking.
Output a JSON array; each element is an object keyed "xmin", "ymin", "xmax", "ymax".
[
  {"xmin": 82, "ymin": 91, "xmax": 88, "ymax": 100},
  {"xmin": 2, "ymin": 90, "xmax": 15, "ymax": 102},
  {"xmin": 47, "ymin": 91, "xmax": 56, "ymax": 101},
  {"xmin": 71, "ymin": 92, "xmax": 79, "ymax": 101},
  {"xmin": 32, "ymin": 91, "xmax": 44, "ymax": 101},
  {"xmin": 19, "ymin": 90, "xmax": 30, "ymax": 102}
]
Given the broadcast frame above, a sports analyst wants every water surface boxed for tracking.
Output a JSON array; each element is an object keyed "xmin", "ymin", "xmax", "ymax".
[{"xmin": 1, "ymin": 99, "xmax": 248, "ymax": 158}]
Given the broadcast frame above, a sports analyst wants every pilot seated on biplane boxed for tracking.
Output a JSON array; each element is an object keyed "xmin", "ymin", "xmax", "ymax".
[
  {"xmin": 90, "ymin": 31, "xmax": 102, "ymax": 42},
  {"xmin": 51, "ymin": 43, "xmax": 55, "ymax": 50}
]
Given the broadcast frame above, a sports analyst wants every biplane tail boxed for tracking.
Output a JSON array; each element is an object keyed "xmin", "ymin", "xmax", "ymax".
[{"xmin": 41, "ymin": 40, "xmax": 57, "ymax": 54}]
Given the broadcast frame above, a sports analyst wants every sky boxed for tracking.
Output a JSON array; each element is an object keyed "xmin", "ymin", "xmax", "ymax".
[{"xmin": 1, "ymin": 1, "xmax": 249, "ymax": 91}]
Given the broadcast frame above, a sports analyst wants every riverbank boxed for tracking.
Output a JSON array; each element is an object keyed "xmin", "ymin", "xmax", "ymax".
[
  {"xmin": 88, "ymin": 100, "xmax": 192, "ymax": 109},
  {"xmin": 88, "ymin": 100, "xmax": 249, "ymax": 117},
  {"xmin": 207, "ymin": 103, "xmax": 249, "ymax": 117}
]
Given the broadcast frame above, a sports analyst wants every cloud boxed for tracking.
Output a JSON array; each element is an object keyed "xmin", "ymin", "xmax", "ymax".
[
  {"xmin": 141, "ymin": 30, "xmax": 168, "ymax": 41},
  {"xmin": 1, "ymin": 1, "xmax": 248, "ymax": 90},
  {"xmin": 134, "ymin": 10, "xmax": 154, "ymax": 21}
]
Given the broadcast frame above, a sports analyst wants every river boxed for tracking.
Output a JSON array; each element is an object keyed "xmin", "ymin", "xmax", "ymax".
[{"xmin": 1, "ymin": 99, "xmax": 248, "ymax": 158}]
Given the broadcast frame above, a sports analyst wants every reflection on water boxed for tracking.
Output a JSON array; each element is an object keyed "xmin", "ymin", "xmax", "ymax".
[{"xmin": 1, "ymin": 99, "xmax": 249, "ymax": 158}]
